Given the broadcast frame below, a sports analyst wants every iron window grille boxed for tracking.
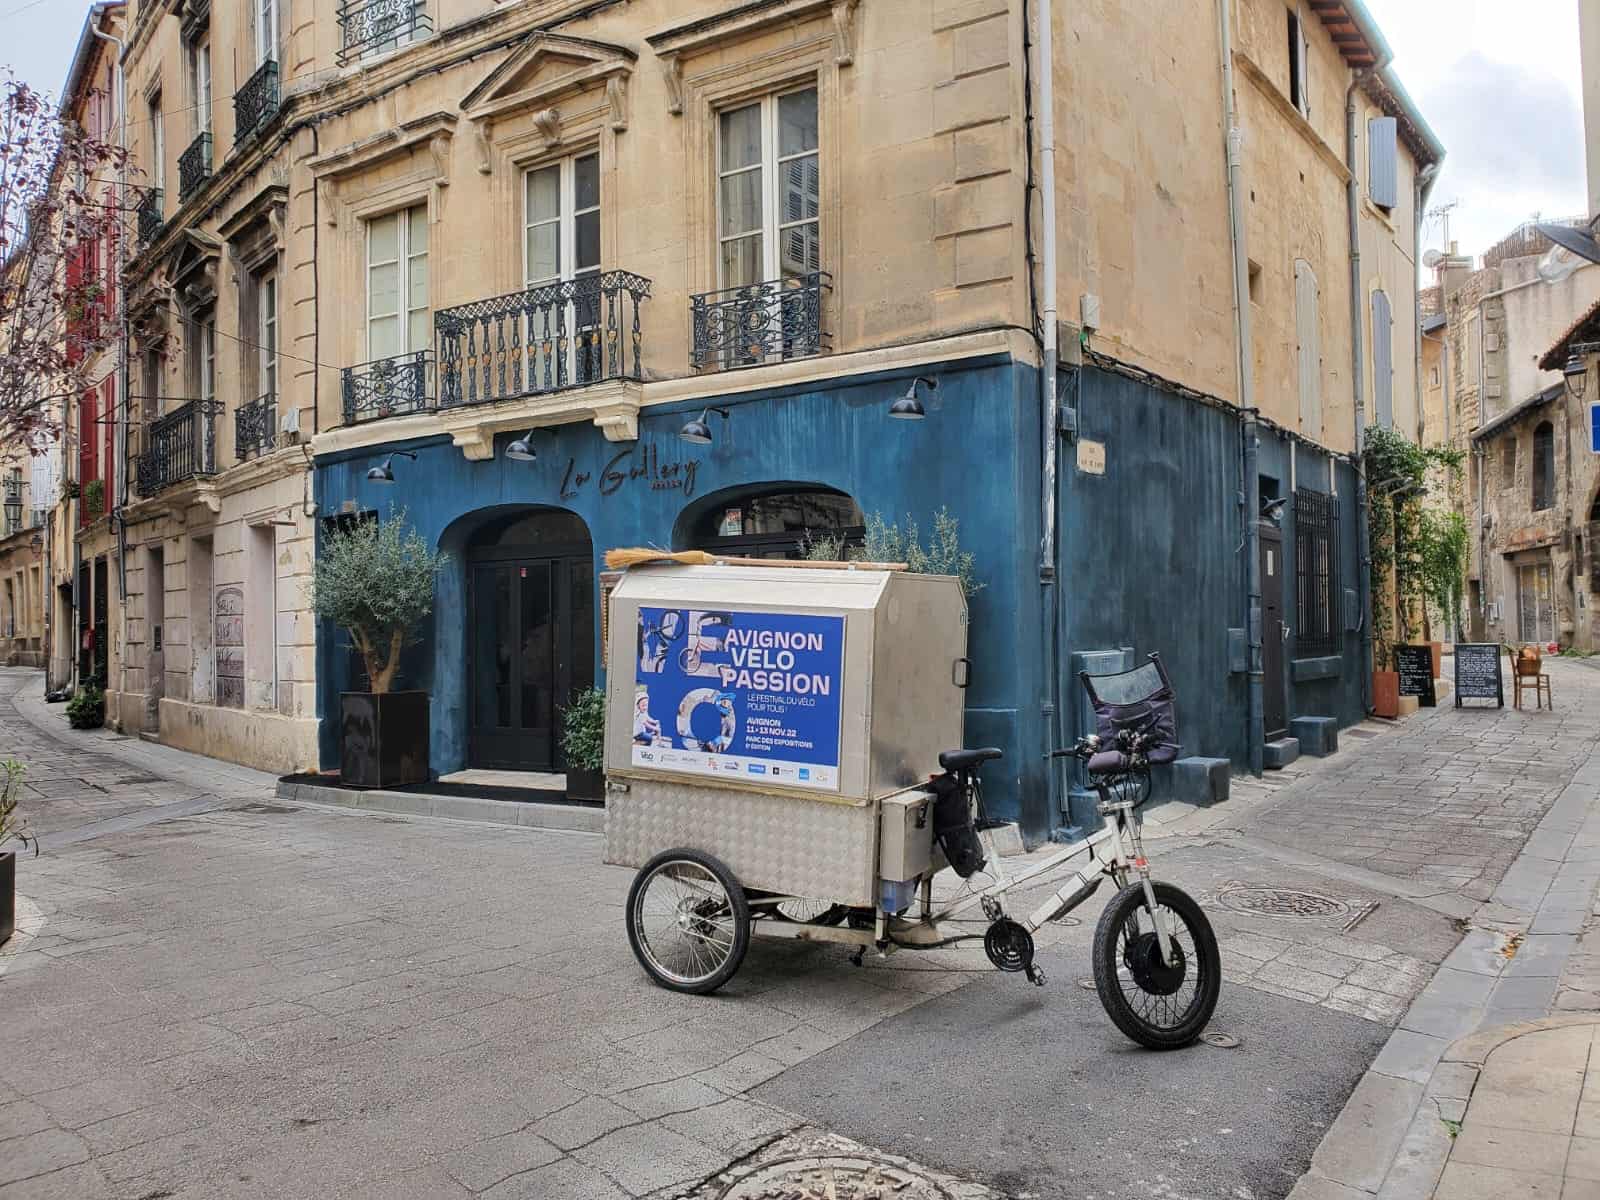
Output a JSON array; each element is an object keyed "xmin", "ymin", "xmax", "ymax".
[
  {"xmin": 341, "ymin": 351, "xmax": 434, "ymax": 425},
  {"xmin": 336, "ymin": 0, "xmax": 432, "ymax": 66},
  {"xmin": 235, "ymin": 394, "xmax": 276, "ymax": 461},
  {"xmin": 435, "ymin": 271, "xmax": 651, "ymax": 408},
  {"xmin": 137, "ymin": 188, "xmax": 164, "ymax": 244},
  {"xmin": 1294, "ymin": 487, "xmax": 1340, "ymax": 658},
  {"xmin": 690, "ymin": 272, "xmax": 831, "ymax": 371},
  {"xmin": 178, "ymin": 132, "xmax": 212, "ymax": 203},
  {"xmin": 135, "ymin": 400, "xmax": 222, "ymax": 496},
  {"xmin": 233, "ymin": 59, "xmax": 280, "ymax": 143}
]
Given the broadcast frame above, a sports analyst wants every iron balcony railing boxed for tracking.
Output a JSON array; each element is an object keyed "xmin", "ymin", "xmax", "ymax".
[
  {"xmin": 342, "ymin": 351, "xmax": 434, "ymax": 425},
  {"xmin": 178, "ymin": 132, "xmax": 212, "ymax": 203},
  {"xmin": 137, "ymin": 188, "xmax": 164, "ymax": 244},
  {"xmin": 233, "ymin": 60, "xmax": 280, "ymax": 142},
  {"xmin": 691, "ymin": 272, "xmax": 832, "ymax": 371},
  {"xmin": 435, "ymin": 270, "xmax": 651, "ymax": 409},
  {"xmin": 136, "ymin": 400, "xmax": 222, "ymax": 497},
  {"xmin": 235, "ymin": 394, "xmax": 276, "ymax": 461},
  {"xmin": 337, "ymin": 0, "xmax": 432, "ymax": 66}
]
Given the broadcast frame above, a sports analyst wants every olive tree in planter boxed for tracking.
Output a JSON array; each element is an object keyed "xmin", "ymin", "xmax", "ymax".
[
  {"xmin": 560, "ymin": 686, "xmax": 606, "ymax": 802},
  {"xmin": 311, "ymin": 511, "xmax": 447, "ymax": 789},
  {"xmin": 1, "ymin": 759, "xmax": 38, "ymax": 945}
]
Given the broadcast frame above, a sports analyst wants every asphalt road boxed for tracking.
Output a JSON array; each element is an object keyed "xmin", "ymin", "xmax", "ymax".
[{"xmin": 757, "ymin": 944, "xmax": 1390, "ymax": 1200}]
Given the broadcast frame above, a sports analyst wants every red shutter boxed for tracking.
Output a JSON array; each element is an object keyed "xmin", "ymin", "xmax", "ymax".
[
  {"xmin": 102, "ymin": 376, "xmax": 115, "ymax": 513},
  {"xmin": 78, "ymin": 390, "xmax": 96, "ymax": 528}
]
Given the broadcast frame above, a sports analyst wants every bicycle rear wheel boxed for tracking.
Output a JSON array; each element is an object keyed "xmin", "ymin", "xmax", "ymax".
[{"xmin": 1092, "ymin": 881, "xmax": 1220, "ymax": 1049}]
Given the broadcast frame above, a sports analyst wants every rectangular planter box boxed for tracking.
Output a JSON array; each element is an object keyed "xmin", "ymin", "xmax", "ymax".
[
  {"xmin": 341, "ymin": 691, "xmax": 430, "ymax": 789},
  {"xmin": 0, "ymin": 851, "xmax": 13, "ymax": 946},
  {"xmin": 1372, "ymin": 670, "xmax": 1400, "ymax": 719},
  {"xmin": 566, "ymin": 765, "xmax": 605, "ymax": 802}
]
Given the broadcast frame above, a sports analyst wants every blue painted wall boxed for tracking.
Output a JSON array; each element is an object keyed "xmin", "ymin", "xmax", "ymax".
[
  {"xmin": 314, "ymin": 356, "xmax": 1051, "ymax": 832},
  {"xmin": 1057, "ymin": 366, "xmax": 1363, "ymax": 798}
]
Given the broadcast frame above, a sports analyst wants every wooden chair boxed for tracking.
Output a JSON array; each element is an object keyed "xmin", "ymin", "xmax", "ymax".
[{"xmin": 1506, "ymin": 644, "xmax": 1553, "ymax": 710}]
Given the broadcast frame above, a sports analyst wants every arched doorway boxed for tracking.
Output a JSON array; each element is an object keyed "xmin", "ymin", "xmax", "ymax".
[
  {"xmin": 466, "ymin": 508, "xmax": 594, "ymax": 771},
  {"xmin": 684, "ymin": 486, "xmax": 865, "ymax": 560}
]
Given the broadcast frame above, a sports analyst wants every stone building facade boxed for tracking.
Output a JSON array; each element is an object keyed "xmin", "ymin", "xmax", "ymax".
[{"xmin": 78, "ymin": 0, "xmax": 1439, "ymax": 832}]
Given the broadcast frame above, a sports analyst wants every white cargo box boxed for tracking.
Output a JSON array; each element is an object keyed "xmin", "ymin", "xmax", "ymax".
[{"xmin": 602, "ymin": 563, "xmax": 967, "ymax": 906}]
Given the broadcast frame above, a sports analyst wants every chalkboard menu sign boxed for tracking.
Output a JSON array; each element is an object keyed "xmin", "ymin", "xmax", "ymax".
[
  {"xmin": 1454, "ymin": 643, "xmax": 1504, "ymax": 708},
  {"xmin": 1395, "ymin": 645, "xmax": 1436, "ymax": 707}
]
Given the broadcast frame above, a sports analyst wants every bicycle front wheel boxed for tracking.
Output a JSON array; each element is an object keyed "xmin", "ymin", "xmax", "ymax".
[{"xmin": 1092, "ymin": 881, "xmax": 1220, "ymax": 1049}]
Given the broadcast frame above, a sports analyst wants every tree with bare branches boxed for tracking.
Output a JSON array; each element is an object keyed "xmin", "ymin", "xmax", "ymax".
[{"xmin": 0, "ymin": 70, "xmax": 128, "ymax": 451}]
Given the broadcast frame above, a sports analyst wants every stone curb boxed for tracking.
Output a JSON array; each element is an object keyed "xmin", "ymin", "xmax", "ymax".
[{"xmin": 279, "ymin": 780, "xmax": 605, "ymax": 835}]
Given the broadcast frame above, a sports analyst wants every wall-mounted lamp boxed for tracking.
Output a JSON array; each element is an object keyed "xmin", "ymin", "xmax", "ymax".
[
  {"xmin": 1563, "ymin": 347, "xmax": 1595, "ymax": 401},
  {"xmin": 889, "ymin": 375, "xmax": 938, "ymax": 420},
  {"xmin": 367, "ymin": 449, "xmax": 417, "ymax": 483},
  {"xmin": 1260, "ymin": 496, "xmax": 1288, "ymax": 525},
  {"xmin": 505, "ymin": 429, "xmax": 539, "ymax": 462},
  {"xmin": 679, "ymin": 407, "xmax": 730, "ymax": 446}
]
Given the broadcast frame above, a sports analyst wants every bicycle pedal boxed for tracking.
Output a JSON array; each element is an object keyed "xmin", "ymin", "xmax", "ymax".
[{"xmin": 1027, "ymin": 964, "xmax": 1046, "ymax": 987}]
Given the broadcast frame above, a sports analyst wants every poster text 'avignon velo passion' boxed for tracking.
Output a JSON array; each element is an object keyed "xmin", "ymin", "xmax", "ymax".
[{"xmin": 631, "ymin": 607, "xmax": 845, "ymax": 792}]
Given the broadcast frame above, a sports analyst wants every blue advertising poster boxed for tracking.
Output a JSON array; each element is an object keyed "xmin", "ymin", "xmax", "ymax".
[{"xmin": 631, "ymin": 606, "xmax": 845, "ymax": 791}]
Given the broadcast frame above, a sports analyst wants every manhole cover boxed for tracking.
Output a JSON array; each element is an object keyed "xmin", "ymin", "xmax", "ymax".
[
  {"xmin": 1201, "ymin": 1030, "xmax": 1241, "ymax": 1049},
  {"xmin": 1215, "ymin": 886, "xmax": 1350, "ymax": 920},
  {"xmin": 719, "ymin": 1155, "xmax": 955, "ymax": 1199}
]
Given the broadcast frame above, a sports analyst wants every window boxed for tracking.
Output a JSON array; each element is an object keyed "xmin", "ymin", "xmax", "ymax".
[
  {"xmin": 1371, "ymin": 289, "xmax": 1393, "ymax": 428},
  {"xmin": 1532, "ymin": 421, "xmax": 1555, "ymax": 511},
  {"xmin": 688, "ymin": 487, "xmax": 864, "ymax": 560},
  {"xmin": 1501, "ymin": 438, "xmax": 1517, "ymax": 489},
  {"xmin": 524, "ymin": 152, "xmax": 600, "ymax": 382},
  {"xmin": 366, "ymin": 205, "xmax": 429, "ymax": 361},
  {"xmin": 1294, "ymin": 488, "xmax": 1340, "ymax": 657},
  {"xmin": 1369, "ymin": 116, "xmax": 1399, "ymax": 211},
  {"xmin": 717, "ymin": 87, "xmax": 819, "ymax": 289},
  {"xmin": 189, "ymin": 315, "xmax": 216, "ymax": 405},
  {"xmin": 1286, "ymin": 7, "xmax": 1309, "ymax": 118},
  {"xmin": 257, "ymin": 0, "xmax": 278, "ymax": 65},
  {"xmin": 149, "ymin": 92, "xmax": 164, "ymax": 195},
  {"xmin": 256, "ymin": 272, "xmax": 277, "ymax": 398},
  {"xmin": 189, "ymin": 38, "xmax": 211, "ymax": 136}
]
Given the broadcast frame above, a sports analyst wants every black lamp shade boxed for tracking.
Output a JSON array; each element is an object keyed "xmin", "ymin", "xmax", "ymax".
[
  {"xmin": 679, "ymin": 417, "xmax": 714, "ymax": 445},
  {"xmin": 506, "ymin": 436, "xmax": 537, "ymax": 462},
  {"xmin": 889, "ymin": 394, "xmax": 925, "ymax": 419},
  {"xmin": 367, "ymin": 460, "xmax": 394, "ymax": 483}
]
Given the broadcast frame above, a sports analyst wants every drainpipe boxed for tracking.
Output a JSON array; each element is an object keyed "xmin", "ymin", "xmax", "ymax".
[
  {"xmin": 1414, "ymin": 163, "xmax": 1438, "ymax": 446},
  {"xmin": 89, "ymin": 11, "xmax": 128, "ymax": 708},
  {"xmin": 1034, "ymin": 0, "xmax": 1063, "ymax": 823},
  {"xmin": 1347, "ymin": 70, "xmax": 1374, "ymax": 711},
  {"xmin": 1218, "ymin": 0, "xmax": 1262, "ymax": 773}
]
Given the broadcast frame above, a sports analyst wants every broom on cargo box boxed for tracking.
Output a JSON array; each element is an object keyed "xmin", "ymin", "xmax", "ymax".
[{"xmin": 604, "ymin": 547, "xmax": 908, "ymax": 571}]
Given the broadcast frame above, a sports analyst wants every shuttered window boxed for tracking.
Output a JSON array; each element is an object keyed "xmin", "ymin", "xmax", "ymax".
[
  {"xmin": 1295, "ymin": 259, "xmax": 1321, "ymax": 434},
  {"xmin": 1371, "ymin": 289, "xmax": 1393, "ymax": 428},
  {"xmin": 1369, "ymin": 116, "xmax": 1398, "ymax": 210},
  {"xmin": 1532, "ymin": 422, "xmax": 1555, "ymax": 511}
]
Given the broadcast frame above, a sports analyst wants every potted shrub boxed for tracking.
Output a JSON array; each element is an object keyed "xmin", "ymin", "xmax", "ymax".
[
  {"xmin": 561, "ymin": 686, "xmax": 606, "ymax": 802},
  {"xmin": 1, "ymin": 758, "xmax": 38, "ymax": 945},
  {"xmin": 311, "ymin": 509, "xmax": 447, "ymax": 789},
  {"xmin": 1371, "ymin": 649, "xmax": 1401, "ymax": 719},
  {"xmin": 66, "ymin": 679, "xmax": 105, "ymax": 729}
]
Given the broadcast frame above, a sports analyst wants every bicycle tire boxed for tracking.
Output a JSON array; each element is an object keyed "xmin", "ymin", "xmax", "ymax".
[
  {"xmin": 1092, "ymin": 880, "xmax": 1220, "ymax": 1050},
  {"xmin": 625, "ymin": 848, "xmax": 751, "ymax": 995}
]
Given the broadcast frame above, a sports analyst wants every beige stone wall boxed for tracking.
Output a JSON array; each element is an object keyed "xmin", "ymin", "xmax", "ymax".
[{"xmin": 1353, "ymin": 92, "xmax": 1420, "ymax": 442}]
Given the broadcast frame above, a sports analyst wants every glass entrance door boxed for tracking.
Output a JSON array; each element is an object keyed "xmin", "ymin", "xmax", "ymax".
[{"xmin": 468, "ymin": 547, "xmax": 594, "ymax": 771}]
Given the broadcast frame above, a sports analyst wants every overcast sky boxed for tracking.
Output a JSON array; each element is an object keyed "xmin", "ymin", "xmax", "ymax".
[{"xmin": 0, "ymin": 0, "xmax": 1589, "ymax": 263}]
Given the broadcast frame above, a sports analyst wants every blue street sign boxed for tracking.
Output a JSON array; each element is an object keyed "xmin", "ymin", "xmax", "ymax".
[{"xmin": 1592, "ymin": 401, "xmax": 1600, "ymax": 453}]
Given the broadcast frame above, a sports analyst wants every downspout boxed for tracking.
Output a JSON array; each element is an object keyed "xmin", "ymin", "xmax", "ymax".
[
  {"xmin": 1218, "ymin": 0, "xmax": 1262, "ymax": 774},
  {"xmin": 1347, "ymin": 70, "xmax": 1374, "ymax": 712},
  {"xmin": 89, "ymin": 12, "xmax": 128, "ymax": 707},
  {"xmin": 1413, "ymin": 162, "xmax": 1438, "ymax": 445},
  {"xmin": 1034, "ymin": 0, "xmax": 1063, "ymax": 820}
]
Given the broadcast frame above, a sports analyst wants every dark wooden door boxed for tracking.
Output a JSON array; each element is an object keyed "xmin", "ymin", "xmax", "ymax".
[
  {"xmin": 468, "ymin": 555, "xmax": 594, "ymax": 771},
  {"xmin": 1259, "ymin": 524, "xmax": 1287, "ymax": 738}
]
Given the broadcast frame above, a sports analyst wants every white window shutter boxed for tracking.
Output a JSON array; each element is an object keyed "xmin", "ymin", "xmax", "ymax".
[{"xmin": 1368, "ymin": 117, "xmax": 1398, "ymax": 208}]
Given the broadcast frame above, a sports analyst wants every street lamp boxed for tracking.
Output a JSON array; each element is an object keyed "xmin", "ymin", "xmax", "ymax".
[
  {"xmin": 505, "ymin": 429, "xmax": 539, "ymax": 462},
  {"xmin": 367, "ymin": 449, "xmax": 417, "ymax": 483},
  {"xmin": 678, "ymin": 407, "xmax": 729, "ymax": 446},
  {"xmin": 1563, "ymin": 345, "xmax": 1597, "ymax": 401},
  {"xmin": 889, "ymin": 376, "xmax": 939, "ymax": 420}
]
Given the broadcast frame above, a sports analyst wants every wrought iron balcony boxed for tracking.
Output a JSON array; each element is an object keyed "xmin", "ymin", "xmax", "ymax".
[
  {"xmin": 136, "ymin": 400, "xmax": 222, "ymax": 497},
  {"xmin": 341, "ymin": 351, "xmax": 434, "ymax": 425},
  {"xmin": 337, "ymin": 0, "xmax": 433, "ymax": 66},
  {"xmin": 690, "ymin": 272, "xmax": 832, "ymax": 371},
  {"xmin": 137, "ymin": 188, "xmax": 163, "ymax": 244},
  {"xmin": 235, "ymin": 394, "xmax": 276, "ymax": 461},
  {"xmin": 178, "ymin": 133, "xmax": 212, "ymax": 203},
  {"xmin": 233, "ymin": 60, "xmax": 280, "ymax": 142},
  {"xmin": 435, "ymin": 270, "xmax": 651, "ymax": 409}
]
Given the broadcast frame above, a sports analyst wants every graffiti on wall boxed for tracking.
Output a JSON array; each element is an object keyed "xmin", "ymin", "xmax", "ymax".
[{"xmin": 216, "ymin": 586, "xmax": 244, "ymax": 708}]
